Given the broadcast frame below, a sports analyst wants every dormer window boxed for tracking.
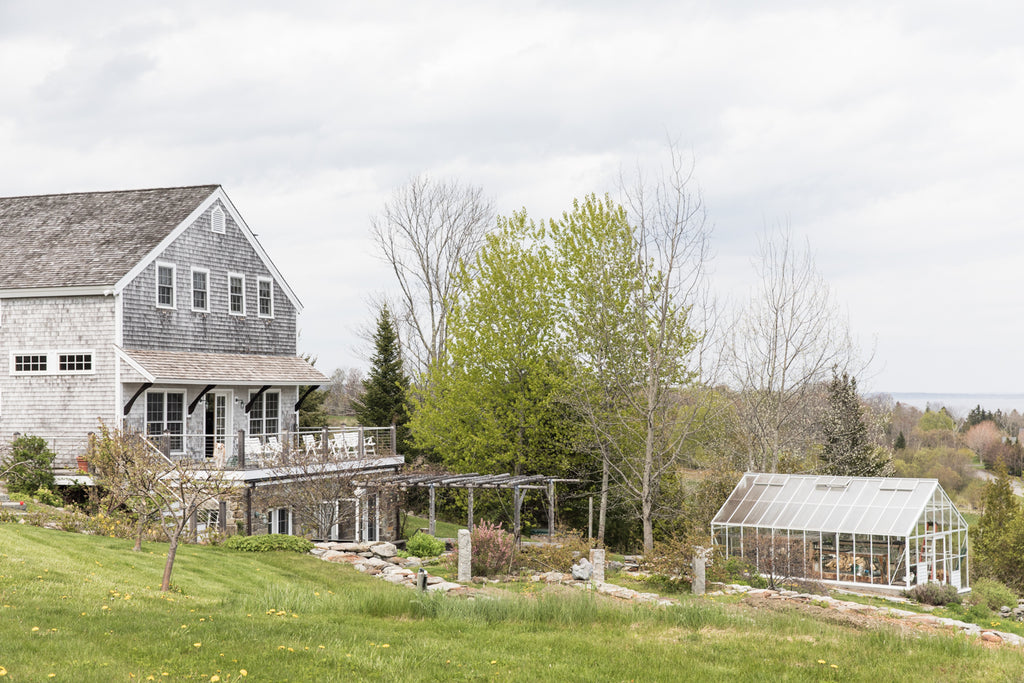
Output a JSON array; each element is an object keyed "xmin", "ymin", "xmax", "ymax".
[
  {"xmin": 211, "ymin": 206, "xmax": 225, "ymax": 234},
  {"xmin": 156, "ymin": 263, "xmax": 176, "ymax": 309}
]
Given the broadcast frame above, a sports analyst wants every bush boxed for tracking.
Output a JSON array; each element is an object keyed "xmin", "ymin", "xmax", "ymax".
[
  {"xmin": 471, "ymin": 520, "xmax": 515, "ymax": 576},
  {"xmin": 406, "ymin": 532, "xmax": 445, "ymax": 557},
  {"xmin": 516, "ymin": 531, "xmax": 591, "ymax": 573},
  {"xmin": 33, "ymin": 487, "xmax": 63, "ymax": 508},
  {"xmin": 223, "ymin": 534, "xmax": 314, "ymax": 553},
  {"xmin": 904, "ymin": 582, "xmax": 961, "ymax": 606},
  {"xmin": 3, "ymin": 435, "xmax": 55, "ymax": 494},
  {"xmin": 967, "ymin": 577, "xmax": 1018, "ymax": 611}
]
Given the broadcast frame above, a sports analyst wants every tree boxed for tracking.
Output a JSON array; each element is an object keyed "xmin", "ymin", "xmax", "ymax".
[
  {"xmin": 819, "ymin": 371, "xmax": 892, "ymax": 476},
  {"xmin": 1, "ymin": 435, "xmax": 55, "ymax": 494},
  {"xmin": 325, "ymin": 367, "xmax": 364, "ymax": 416},
  {"xmin": 298, "ymin": 356, "xmax": 329, "ymax": 430},
  {"xmin": 354, "ymin": 305, "xmax": 412, "ymax": 455},
  {"xmin": 410, "ymin": 212, "xmax": 583, "ymax": 481},
  {"xmin": 963, "ymin": 404, "xmax": 996, "ymax": 432},
  {"xmin": 972, "ymin": 463, "xmax": 1024, "ymax": 591},
  {"xmin": 894, "ymin": 431, "xmax": 906, "ymax": 450},
  {"xmin": 371, "ymin": 175, "xmax": 494, "ymax": 377},
  {"xmin": 728, "ymin": 227, "xmax": 862, "ymax": 473},
  {"xmin": 963, "ymin": 421, "xmax": 1001, "ymax": 463},
  {"xmin": 918, "ymin": 408, "xmax": 955, "ymax": 432}
]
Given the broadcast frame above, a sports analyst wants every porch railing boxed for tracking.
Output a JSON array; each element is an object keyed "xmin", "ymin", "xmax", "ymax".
[{"xmin": 147, "ymin": 425, "xmax": 398, "ymax": 471}]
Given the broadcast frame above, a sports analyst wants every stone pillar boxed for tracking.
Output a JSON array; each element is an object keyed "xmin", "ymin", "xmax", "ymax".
[
  {"xmin": 692, "ymin": 552, "xmax": 706, "ymax": 595},
  {"xmin": 589, "ymin": 548, "xmax": 606, "ymax": 584},
  {"xmin": 457, "ymin": 528, "xmax": 472, "ymax": 582}
]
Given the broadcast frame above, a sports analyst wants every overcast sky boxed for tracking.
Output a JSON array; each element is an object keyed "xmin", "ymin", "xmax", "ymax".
[{"xmin": 2, "ymin": 1, "xmax": 1022, "ymax": 395}]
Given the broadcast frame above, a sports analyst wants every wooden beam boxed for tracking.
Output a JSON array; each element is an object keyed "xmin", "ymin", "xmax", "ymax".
[
  {"xmin": 244, "ymin": 385, "xmax": 272, "ymax": 414},
  {"xmin": 123, "ymin": 382, "xmax": 153, "ymax": 416},
  {"xmin": 187, "ymin": 384, "xmax": 217, "ymax": 415}
]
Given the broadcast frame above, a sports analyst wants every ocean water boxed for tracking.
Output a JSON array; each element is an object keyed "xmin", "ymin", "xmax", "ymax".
[{"xmin": 884, "ymin": 393, "xmax": 1024, "ymax": 416}]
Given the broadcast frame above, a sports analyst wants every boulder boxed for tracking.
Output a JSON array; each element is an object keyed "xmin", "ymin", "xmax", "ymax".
[
  {"xmin": 571, "ymin": 558, "xmax": 593, "ymax": 581},
  {"xmin": 372, "ymin": 542, "xmax": 398, "ymax": 558}
]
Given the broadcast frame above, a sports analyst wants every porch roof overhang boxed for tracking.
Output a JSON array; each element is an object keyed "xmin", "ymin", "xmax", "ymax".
[{"xmin": 116, "ymin": 347, "xmax": 328, "ymax": 386}]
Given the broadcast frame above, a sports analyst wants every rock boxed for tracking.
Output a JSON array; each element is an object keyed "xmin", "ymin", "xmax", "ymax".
[
  {"xmin": 607, "ymin": 560, "xmax": 625, "ymax": 572},
  {"xmin": 542, "ymin": 571, "xmax": 564, "ymax": 584},
  {"xmin": 571, "ymin": 558, "xmax": 593, "ymax": 581},
  {"xmin": 981, "ymin": 631, "xmax": 1003, "ymax": 643},
  {"xmin": 427, "ymin": 581, "xmax": 462, "ymax": 592},
  {"xmin": 372, "ymin": 542, "xmax": 398, "ymax": 558},
  {"xmin": 426, "ymin": 575, "xmax": 445, "ymax": 585}
]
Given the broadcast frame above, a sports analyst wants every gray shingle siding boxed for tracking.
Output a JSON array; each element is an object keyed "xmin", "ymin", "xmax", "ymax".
[{"xmin": 121, "ymin": 202, "xmax": 297, "ymax": 355}]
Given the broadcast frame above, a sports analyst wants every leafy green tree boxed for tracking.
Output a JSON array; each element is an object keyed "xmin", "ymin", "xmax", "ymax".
[
  {"xmin": 410, "ymin": 212, "xmax": 583, "ymax": 480},
  {"xmin": 819, "ymin": 371, "xmax": 892, "ymax": 476},
  {"xmin": 972, "ymin": 463, "xmax": 1024, "ymax": 592},
  {"xmin": 2, "ymin": 435, "xmax": 55, "ymax": 494},
  {"xmin": 918, "ymin": 408, "xmax": 955, "ymax": 432},
  {"xmin": 355, "ymin": 305, "xmax": 412, "ymax": 455}
]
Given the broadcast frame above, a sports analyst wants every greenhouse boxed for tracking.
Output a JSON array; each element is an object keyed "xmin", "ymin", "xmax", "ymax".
[{"xmin": 711, "ymin": 473, "xmax": 969, "ymax": 591}]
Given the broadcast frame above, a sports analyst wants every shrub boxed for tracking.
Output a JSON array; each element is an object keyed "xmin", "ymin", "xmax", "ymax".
[
  {"xmin": 2, "ymin": 435, "xmax": 55, "ymax": 494},
  {"xmin": 223, "ymin": 534, "xmax": 314, "ymax": 553},
  {"xmin": 904, "ymin": 582, "xmax": 961, "ymax": 606},
  {"xmin": 471, "ymin": 520, "xmax": 515, "ymax": 576},
  {"xmin": 967, "ymin": 577, "xmax": 1018, "ymax": 611},
  {"xmin": 516, "ymin": 530, "xmax": 591, "ymax": 573},
  {"xmin": 406, "ymin": 532, "xmax": 445, "ymax": 557},
  {"xmin": 33, "ymin": 487, "xmax": 63, "ymax": 508}
]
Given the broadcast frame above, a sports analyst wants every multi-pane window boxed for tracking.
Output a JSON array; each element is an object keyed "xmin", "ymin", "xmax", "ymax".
[
  {"xmin": 14, "ymin": 354, "xmax": 47, "ymax": 373},
  {"xmin": 229, "ymin": 274, "xmax": 245, "ymax": 315},
  {"xmin": 156, "ymin": 264, "xmax": 176, "ymax": 308},
  {"xmin": 147, "ymin": 391, "xmax": 185, "ymax": 452},
  {"xmin": 269, "ymin": 507, "xmax": 291, "ymax": 535},
  {"xmin": 192, "ymin": 269, "xmax": 209, "ymax": 312},
  {"xmin": 257, "ymin": 278, "xmax": 274, "ymax": 318},
  {"xmin": 248, "ymin": 391, "xmax": 280, "ymax": 437},
  {"xmin": 58, "ymin": 353, "xmax": 92, "ymax": 372}
]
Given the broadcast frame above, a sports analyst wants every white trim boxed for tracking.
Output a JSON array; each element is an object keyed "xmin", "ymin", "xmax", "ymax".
[
  {"xmin": 155, "ymin": 261, "xmax": 176, "ymax": 309},
  {"xmin": 0, "ymin": 286, "xmax": 112, "ymax": 299},
  {"xmin": 257, "ymin": 277, "xmax": 274, "ymax": 319},
  {"xmin": 114, "ymin": 345, "xmax": 156, "ymax": 383},
  {"xmin": 190, "ymin": 267, "xmax": 210, "ymax": 313},
  {"xmin": 144, "ymin": 389, "xmax": 187, "ymax": 455},
  {"xmin": 113, "ymin": 187, "xmax": 304, "ymax": 312},
  {"xmin": 211, "ymin": 205, "xmax": 226, "ymax": 234},
  {"xmin": 228, "ymin": 272, "xmax": 246, "ymax": 317},
  {"xmin": 9, "ymin": 350, "xmax": 95, "ymax": 376}
]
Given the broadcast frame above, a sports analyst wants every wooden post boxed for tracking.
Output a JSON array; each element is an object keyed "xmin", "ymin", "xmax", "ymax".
[
  {"xmin": 548, "ymin": 480, "xmax": 555, "ymax": 543},
  {"xmin": 161, "ymin": 430, "xmax": 171, "ymax": 458},
  {"xmin": 188, "ymin": 511, "xmax": 197, "ymax": 542},
  {"xmin": 588, "ymin": 496, "xmax": 593, "ymax": 542},
  {"xmin": 321, "ymin": 426, "xmax": 329, "ymax": 458},
  {"xmin": 513, "ymin": 485, "xmax": 521, "ymax": 546},
  {"xmin": 428, "ymin": 484, "xmax": 436, "ymax": 536},
  {"xmin": 237, "ymin": 429, "xmax": 246, "ymax": 468},
  {"xmin": 219, "ymin": 500, "xmax": 228, "ymax": 532},
  {"xmin": 467, "ymin": 486, "xmax": 474, "ymax": 532},
  {"xmin": 358, "ymin": 426, "xmax": 364, "ymax": 459},
  {"xmin": 244, "ymin": 487, "xmax": 252, "ymax": 536},
  {"xmin": 390, "ymin": 424, "xmax": 397, "ymax": 456}
]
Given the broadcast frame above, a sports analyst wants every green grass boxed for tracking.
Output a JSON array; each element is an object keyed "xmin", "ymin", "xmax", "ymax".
[
  {"xmin": 2, "ymin": 524, "xmax": 1024, "ymax": 681},
  {"xmin": 401, "ymin": 513, "xmax": 463, "ymax": 539}
]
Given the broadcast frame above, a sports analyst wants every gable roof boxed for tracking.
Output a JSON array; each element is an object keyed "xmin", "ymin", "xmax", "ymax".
[
  {"xmin": 0, "ymin": 185, "xmax": 219, "ymax": 289},
  {"xmin": 711, "ymin": 472, "xmax": 967, "ymax": 538}
]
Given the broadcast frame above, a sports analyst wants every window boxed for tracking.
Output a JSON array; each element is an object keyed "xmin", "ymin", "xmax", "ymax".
[
  {"xmin": 257, "ymin": 277, "xmax": 274, "ymax": 318},
  {"xmin": 12, "ymin": 351, "xmax": 94, "ymax": 375},
  {"xmin": 13, "ymin": 354, "xmax": 47, "ymax": 373},
  {"xmin": 147, "ymin": 391, "xmax": 185, "ymax": 452},
  {"xmin": 156, "ymin": 263, "xmax": 176, "ymax": 309},
  {"xmin": 229, "ymin": 273, "xmax": 245, "ymax": 316},
  {"xmin": 249, "ymin": 391, "xmax": 280, "ymax": 437},
  {"xmin": 211, "ymin": 206, "xmax": 225, "ymax": 234},
  {"xmin": 269, "ymin": 507, "xmax": 291, "ymax": 535},
  {"xmin": 191, "ymin": 268, "xmax": 209, "ymax": 312},
  {"xmin": 58, "ymin": 353, "xmax": 92, "ymax": 372}
]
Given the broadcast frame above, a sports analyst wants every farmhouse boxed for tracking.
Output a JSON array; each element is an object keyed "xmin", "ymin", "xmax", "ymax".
[
  {"xmin": 712, "ymin": 472, "xmax": 969, "ymax": 591},
  {"xmin": 0, "ymin": 185, "xmax": 402, "ymax": 540}
]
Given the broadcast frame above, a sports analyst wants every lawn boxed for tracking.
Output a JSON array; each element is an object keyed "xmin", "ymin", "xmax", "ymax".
[
  {"xmin": 400, "ymin": 513, "xmax": 463, "ymax": 540},
  {"xmin": 2, "ymin": 524, "xmax": 1024, "ymax": 682}
]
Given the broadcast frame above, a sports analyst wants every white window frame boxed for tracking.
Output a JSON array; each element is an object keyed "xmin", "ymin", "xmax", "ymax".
[
  {"xmin": 11, "ymin": 350, "xmax": 95, "ymax": 376},
  {"xmin": 191, "ymin": 267, "xmax": 210, "ymax": 313},
  {"xmin": 248, "ymin": 390, "xmax": 280, "ymax": 437},
  {"xmin": 146, "ymin": 390, "xmax": 186, "ymax": 454},
  {"xmin": 269, "ymin": 507, "xmax": 292, "ymax": 535},
  {"xmin": 211, "ymin": 206, "xmax": 226, "ymax": 234},
  {"xmin": 228, "ymin": 272, "xmax": 246, "ymax": 316},
  {"xmin": 257, "ymin": 277, "xmax": 274, "ymax": 319},
  {"xmin": 156, "ymin": 262, "xmax": 176, "ymax": 309}
]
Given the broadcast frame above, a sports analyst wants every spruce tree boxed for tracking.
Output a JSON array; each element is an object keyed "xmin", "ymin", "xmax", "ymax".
[
  {"xmin": 819, "ymin": 371, "xmax": 891, "ymax": 476},
  {"xmin": 355, "ymin": 306, "xmax": 411, "ymax": 455}
]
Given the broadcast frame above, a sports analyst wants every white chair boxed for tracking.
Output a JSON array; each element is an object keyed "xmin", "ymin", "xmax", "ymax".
[
  {"xmin": 302, "ymin": 434, "xmax": 317, "ymax": 455},
  {"xmin": 363, "ymin": 436, "xmax": 376, "ymax": 457},
  {"xmin": 265, "ymin": 436, "xmax": 283, "ymax": 458},
  {"xmin": 244, "ymin": 437, "xmax": 265, "ymax": 464}
]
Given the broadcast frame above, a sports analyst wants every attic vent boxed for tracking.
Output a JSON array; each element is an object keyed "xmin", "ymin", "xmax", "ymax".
[{"xmin": 211, "ymin": 206, "xmax": 225, "ymax": 234}]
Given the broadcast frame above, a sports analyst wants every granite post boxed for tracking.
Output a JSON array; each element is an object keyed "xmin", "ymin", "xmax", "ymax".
[
  {"xmin": 692, "ymin": 552, "xmax": 706, "ymax": 595},
  {"xmin": 589, "ymin": 548, "xmax": 606, "ymax": 584},
  {"xmin": 457, "ymin": 528, "xmax": 472, "ymax": 582}
]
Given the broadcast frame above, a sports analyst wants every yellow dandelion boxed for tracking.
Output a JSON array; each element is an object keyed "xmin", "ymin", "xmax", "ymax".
[
  {"xmin": 48, "ymin": 675, "xmax": 55, "ymax": 679},
  {"xmin": 148, "ymin": 677, "xmax": 155, "ymax": 681},
  {"xmin": 0, "ymin": 666, "xmax": 7, "ymax": 676},
  {"xmin": 194, "ymin": 643, "xmax": 202, "ymax": 648},
  {"xmin": 817, "ymin": 660, "xmax": 826, "ymax": 664},
  {"xmin": 181, "ymin": 625, "xmax": 188, "ymax": 629},
  {"xmin": 239, "ymin": 671, "xmax": 247, "ymax": 677},
  {"xmin": 31, "ymin": 627, "xmax": 39, "ymax": 632},
  {"xmin": 211, "ymin": 676, "xmax": 221, "ymax": 682},
  {"xmin": 101, "ymin": 606, "xmax": 109, "ymax": 611},
  {"xmin": 491, "ymin": 660, "xmax": 497, "ymax": 665},
  {"xmin": 831, "ymin": 665, "xmax": 838, "ymax": 669},
  {"xmin": 278, "ymin": 646, "xmax": 286, "ymax": 651},
  {"xmin": 318, "ymin": 645, "xmax": 325, "ymax": 649},
  {"xmin": 287, "ymin": 648, "xmax": 294, "ymax": 652},
  {"xmin": 200, "ymin": 618, "xmax": 205, "ymax": 622},
  {"xmin": 381, "ymin": 644, "xmax": 390, "ymax": 648}
]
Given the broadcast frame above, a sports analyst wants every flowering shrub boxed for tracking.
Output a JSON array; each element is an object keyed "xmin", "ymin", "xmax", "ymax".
[{"xmin": 470, "ymin": 521, "xmax": 515, "ymax": 576}]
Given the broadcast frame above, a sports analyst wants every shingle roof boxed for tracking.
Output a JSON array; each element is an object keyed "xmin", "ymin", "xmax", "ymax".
[
  {"xmin": 0, "ymin": 185, "xmax": 219, "ymax": 289},
  {"xmin": 119, "ymin": 348, "xmax": 329, "ymax": 385}
]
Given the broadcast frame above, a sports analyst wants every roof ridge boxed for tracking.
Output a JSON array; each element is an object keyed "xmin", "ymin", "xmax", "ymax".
[{"xmin": 0, "ymin": 184, "xmax": 220, "ymax": 201}]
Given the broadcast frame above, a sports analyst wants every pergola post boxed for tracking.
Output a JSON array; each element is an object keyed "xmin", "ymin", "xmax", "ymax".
[
  {"xmin": 467, "ymin": 486, "xmax": 474, "ymax": 531},
  {"xmin": 244, "ymin": 486, "xmax": 252, "ymax": 536},
  {"xmin": 513, "ymin": 485, "xmax": 521, "ymax": 544},
  {"xmin": 548, "ymin": 480, "xmax": 555, "ymax": 543},
  {"xmin": 428, "ymin": 484, "xmax": 436, "ymax": 536}
]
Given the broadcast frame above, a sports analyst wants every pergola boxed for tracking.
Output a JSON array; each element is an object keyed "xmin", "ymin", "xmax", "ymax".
[
  {"xmin": 712, "ymin": 472, "xmax": 970, "ymax": 591},
  {"xmin": 359, "ymin": 472, "xmax": 579, "ymax": 542}
]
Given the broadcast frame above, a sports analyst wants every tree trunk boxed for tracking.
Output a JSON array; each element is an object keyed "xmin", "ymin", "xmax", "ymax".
[
  {"xmin": 133, "ymin": 506, "xmax": 145, "ymax": 552},
  {"xmin": 598, "ymin": 452, "xmax": 609, "ymax": 545},
  {"xmin": 161, "ymin": 528, "xmax": 182, "ymax": 592}
]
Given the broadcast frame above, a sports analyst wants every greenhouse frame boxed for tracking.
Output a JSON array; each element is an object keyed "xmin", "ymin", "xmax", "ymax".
[{"xmin": 711, "ymin": 473, "xmax": 969, "ymax": 591}]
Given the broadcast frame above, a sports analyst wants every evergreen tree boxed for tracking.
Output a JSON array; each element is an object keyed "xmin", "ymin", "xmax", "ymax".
[
  {"xmin": 819, "ymin": 371, "xmax": 891, "ymax": 476},
  {"xmin": 972, "ymin": 463, "xmax": 1024, "ymax": 591},
  {"xmin": 297, "ymin": 354, "xmax": 329, "ymax": 430},
  {"xmin": 894, "ymin": 431, "xmax": 906, "ymax": 450},
  {"xmin": 355, "ymin": 306, "xmax": 412, "ymax": 455}
]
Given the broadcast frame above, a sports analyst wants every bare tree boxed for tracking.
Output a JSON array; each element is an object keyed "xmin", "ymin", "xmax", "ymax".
[
  {"xmin": 371, "ymin": 175, "xmax": 494, "ymax": 377},
  {"xmin": 728, "ymin": 227, "xmax": 863, "ymax": 473},
  {"xmin": 325, "ymin": 367, "xmax": 365, "ymax": 416}
]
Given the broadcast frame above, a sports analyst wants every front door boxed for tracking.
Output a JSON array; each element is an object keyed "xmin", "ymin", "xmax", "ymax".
[{"xmin": 204, "ymin": 393, "xmax": 230, "ymax": 460}]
